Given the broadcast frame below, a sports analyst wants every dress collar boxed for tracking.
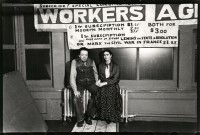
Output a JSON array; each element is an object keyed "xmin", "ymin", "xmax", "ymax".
[{"xmin": 104, "ymin": 61, "xmax": 112, "ymax": 68}]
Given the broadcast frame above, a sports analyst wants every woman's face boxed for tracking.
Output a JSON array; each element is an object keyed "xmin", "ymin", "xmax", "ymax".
[{"xmin": 104, "ymin": 51, "xmax": 112, "ymax": 61}]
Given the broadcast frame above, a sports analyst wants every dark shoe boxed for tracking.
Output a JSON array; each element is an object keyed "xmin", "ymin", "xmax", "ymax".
[
  {"xmin": 77, "ymin": 119, "xmax": 84, "ymax": 127},
  {"xmin": 85, "ymin": 116, "xmax": 92, "ymax": 125},
  {"xmin": 106, "ymin": 120, "xmax": 111, "ymax": 124}
]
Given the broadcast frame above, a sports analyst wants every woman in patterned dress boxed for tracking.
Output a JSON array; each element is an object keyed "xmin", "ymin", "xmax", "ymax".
[{"xmin": 96, "ymin": 49, "xmax": 122, "ymax": 124}]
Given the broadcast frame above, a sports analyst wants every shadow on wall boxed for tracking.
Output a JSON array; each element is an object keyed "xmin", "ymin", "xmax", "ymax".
[
  {"xmin": 64, "ymin": 61, "xmax": 71, "ymax": 88},
  {"xmin": 3, "ymin": 71, "xmax": 48, "ymax": 132}
]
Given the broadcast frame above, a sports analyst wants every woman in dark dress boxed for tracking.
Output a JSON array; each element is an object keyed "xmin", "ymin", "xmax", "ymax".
[{"xmin": 96, "ymin": 49, "xmax": 122, "ymax": 124}]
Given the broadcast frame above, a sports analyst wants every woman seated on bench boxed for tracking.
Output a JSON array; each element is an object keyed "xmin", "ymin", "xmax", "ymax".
[{"xmin": 96, "ymin": 49, "xmax": 122, "ymax": 124}]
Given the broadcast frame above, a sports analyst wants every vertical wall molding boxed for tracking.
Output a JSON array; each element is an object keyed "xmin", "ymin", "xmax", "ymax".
[
  {"xmin": 52, "ymin": 32, "xmax": 65, "ymax": 89},
  {"xmin": 179, "ymin": 25, "xmax": 196, "ymax": 90}
]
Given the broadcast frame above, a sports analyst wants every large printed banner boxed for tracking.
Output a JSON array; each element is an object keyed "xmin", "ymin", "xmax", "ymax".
[{"xmin": 34, "ymin": 4, "xmax": 198, "ymax": 49}]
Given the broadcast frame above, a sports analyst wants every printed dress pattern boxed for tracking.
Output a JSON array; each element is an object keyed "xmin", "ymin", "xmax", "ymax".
[{"xmin": 97, "ymin": 62, "xmax": 122, "ymax": 122}]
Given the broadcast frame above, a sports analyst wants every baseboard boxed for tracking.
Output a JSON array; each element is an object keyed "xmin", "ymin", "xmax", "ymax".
[{"xmin": 127, "ymin": 114, "xmax": 197, "ymax": 122}]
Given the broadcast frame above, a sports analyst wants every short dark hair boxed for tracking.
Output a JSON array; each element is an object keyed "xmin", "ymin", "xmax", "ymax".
[
  {"xmin": 103, "ymin": 49, "xmax": 113, "ymax": 56},
  {"xmin": 78, "ymin": 47, "xmax": 89, "ymax": 55}
]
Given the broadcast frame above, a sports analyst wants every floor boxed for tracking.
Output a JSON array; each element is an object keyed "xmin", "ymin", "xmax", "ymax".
[
  {"xmin": 71, "ymin": 120, "xmax": 117, "ymax": 132},
  {"xmin": 46, "ymin": 120, "xmax": 75, "ymax": 132},
  {"xmin": 45, "ymin": 120, "xmax": 197, "ymax": 134},
  {"xmin": 119, "ymin": 121, "xmax": 197, "ymax": 133}
]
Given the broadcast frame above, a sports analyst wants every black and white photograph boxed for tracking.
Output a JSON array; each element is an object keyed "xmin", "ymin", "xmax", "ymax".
[{"xmin": 2, "ymin": 2, "xmax": 200, "ymax": 134}]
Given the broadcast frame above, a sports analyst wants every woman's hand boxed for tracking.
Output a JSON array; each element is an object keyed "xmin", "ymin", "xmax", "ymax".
[
  {"xmin": 99, "ymin": 82, "xmax": 108, "ymax": 87},
  {"xmin": 95, "ymin": 80, "xmax": 101, "ymax": 87}
]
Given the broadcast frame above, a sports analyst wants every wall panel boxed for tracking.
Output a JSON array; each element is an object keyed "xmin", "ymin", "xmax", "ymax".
[
  {"xmin": 31, "ymin": 91, "xmax": 62, "ymax": 120},
  {"xmin": 127, "ymin": 92, "xmax": 197, "ymax": 122}
]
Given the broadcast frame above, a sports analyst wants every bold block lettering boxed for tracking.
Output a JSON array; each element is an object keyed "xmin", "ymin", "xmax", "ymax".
[
  {"xmin": 103, "ymin": 7, "xmax": 115, "ymax": 22},
  {"xmin": 88, "ymin": 8, "xmax": 102, "ymax": 22},
  {"xmin": 179, "ymin": 4, "xmax": 194, "ymax": 19},
  {"xmin": 39, "ymin": 9, "xmax": 58, "ymax": 23},
  {"xmin": 74, "ymin": 9, "xmax": 87, "ymax": 23},
  {"xmin": 129, "ymin": 6, "xmax": 144, "ymax": 21},
  {"xmin": 60, "ymin": 10, "xmax": 73, "ymax": 23},
  {"xmin": 116, "ymin": 7, "xmax": 128, "ymax": 21},
  {"xmin": 157, "ymin": 4, "xmax": 177, "ymax": 20}
]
